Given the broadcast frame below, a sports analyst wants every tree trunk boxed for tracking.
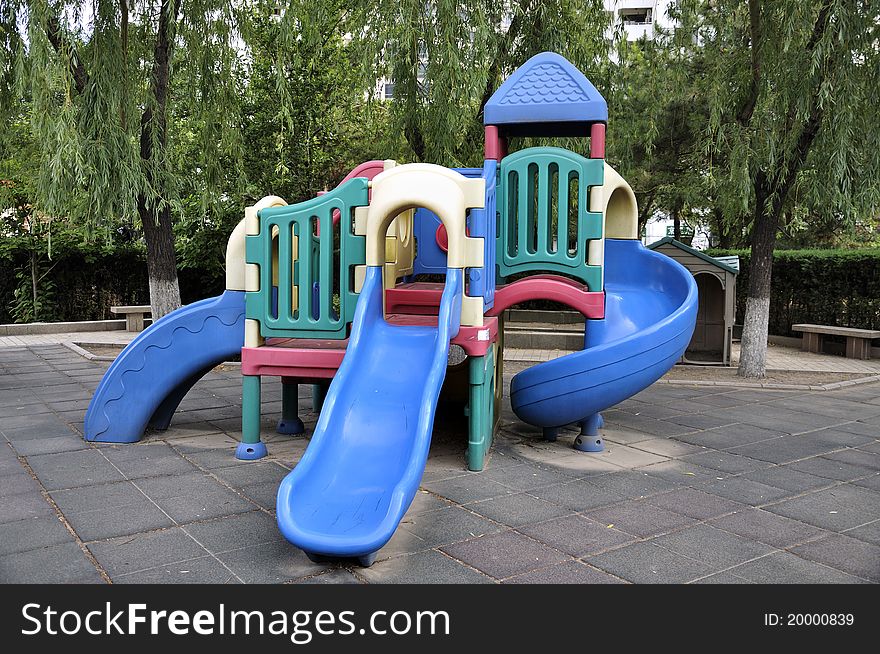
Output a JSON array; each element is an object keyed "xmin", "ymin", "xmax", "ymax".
[
  {"xmin": 138, "ymin": 0, "xmax": 182, "ymax": 319},
  {"xmin": 672, "ymin": 205, "xmax": 681, "ymax": 241},
  {"xmin": 138, "ymin": 199, "xmax": 181, "ymax": 318},
  {"xmin": 738, "ymin": 177, "xmax": 779, "ymax": 378}
]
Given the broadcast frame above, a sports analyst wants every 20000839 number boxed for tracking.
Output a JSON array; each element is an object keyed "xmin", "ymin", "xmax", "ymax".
[{"xmin": 787, "ymin": 614, "xmax": 854, "ymax": 626}]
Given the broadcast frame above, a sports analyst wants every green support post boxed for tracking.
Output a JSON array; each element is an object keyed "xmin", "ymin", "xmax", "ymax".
[
  {"xmin": 237, "ymin": 375, "xmax": 267, "ymax": 460},
  {"xmin": 467, "ymin": 347, "xmax": 496, "ymax": 472},
  {"xmin": 312, "ymin": 383, "xmax": 328, "ymax": 413},
  {"xmin": 277, "ymin": 377, "xmax": 305, "ymax": 435}
]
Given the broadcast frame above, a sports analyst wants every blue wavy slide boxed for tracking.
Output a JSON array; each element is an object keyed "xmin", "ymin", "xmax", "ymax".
[
  {"xmin": 510, "ymin": 239, "xmax": 698, "ymax": 444},
  {"xmin": 276, "ymin": 266, "xmax": 462, "ymax": 565},
  {"xmin": 84, "ymin": 290, "xmax": 245, "ymax": 443}
]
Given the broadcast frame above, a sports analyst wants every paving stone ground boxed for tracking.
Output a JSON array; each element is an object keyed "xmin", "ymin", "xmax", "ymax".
[{"xmin": 1, "ymin": 345, "xmax": 879, "ymax": 584}]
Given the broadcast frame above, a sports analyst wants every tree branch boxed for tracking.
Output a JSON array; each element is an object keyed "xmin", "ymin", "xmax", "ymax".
[
  {"xmin": 140, "ymin": 0, "xmax": 182, "ymax": 163},
  {"xmin": 735, "ymin": 0, "xmax": 761, "ymax": 126},
  {"xmin": 771, "ymin": 0, "xmax": 834, "ymax": 208},
  {"xmin": 45, "ymin": 15, "xmax": 88, "ymax": 94}
]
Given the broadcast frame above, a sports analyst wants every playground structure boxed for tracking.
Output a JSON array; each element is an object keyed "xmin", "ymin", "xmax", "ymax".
[{"xmin": 83, "ymin": 53, "xmax": 698, "ymax": 566}]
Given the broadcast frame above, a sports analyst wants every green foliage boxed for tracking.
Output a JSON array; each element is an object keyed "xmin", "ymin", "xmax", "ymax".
[
  {"xmin": 678, "ymin": 0, "xmax": 880, "ymax": 236},
  {"xmin": 606, "ymin": 21, "xmax": 709, "ymax": 235},
  {"xmin": 708, "ymin": 248, "xmax": 880, "ymax": 335},
  {"xmin": 351, "ymin": 0, "xmax": 611, "ymax": 166}
]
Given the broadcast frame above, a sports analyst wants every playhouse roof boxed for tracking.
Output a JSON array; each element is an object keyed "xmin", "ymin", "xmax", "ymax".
[
  {"xmin": 648, "ymin": 237, "xmax": 740, "ymax": 275},
  {"xmin": 484, "ymin": 52, "xmax": 607, "ymax": 132}
]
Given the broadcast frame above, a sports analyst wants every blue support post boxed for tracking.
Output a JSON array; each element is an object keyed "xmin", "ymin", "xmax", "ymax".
[{"xmin": 573, "ymin": 412, "xmax": 604, "ymax": 452}]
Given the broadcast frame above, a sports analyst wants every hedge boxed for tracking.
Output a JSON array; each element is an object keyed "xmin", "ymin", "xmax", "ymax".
[
  {"xmin": 707, "ymin": 248, "xmax": 880, "ymax": 337},
  {"xmin": 0, "ymin": 247, "xmax": 224, "ymax": 324},
  {"xmin": 3, "ymin": 244, "xmax": 878, "ymax": 337}
]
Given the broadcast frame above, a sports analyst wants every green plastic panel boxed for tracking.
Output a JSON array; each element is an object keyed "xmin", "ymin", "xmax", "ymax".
[
  {"xmin": 497, "ymin": 147, "xmax": 603, "ymax": 291},
  {"xmin": 245, "ymin": 178, "xmax": 369, "ymax": 339}
]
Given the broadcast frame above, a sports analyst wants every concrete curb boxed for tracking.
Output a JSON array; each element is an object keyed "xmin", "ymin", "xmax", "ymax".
[
  {"xmin": 63, "ymin": 340, "xmax": 243, "ymax": 368},
  {"xmin": 62, "ymin": 341, "xmax": 117, "ymax": 362}
]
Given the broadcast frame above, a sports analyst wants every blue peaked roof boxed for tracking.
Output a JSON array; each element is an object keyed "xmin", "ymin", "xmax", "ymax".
[{"xmin": 484, "ymin": 52, "xmax": 607, "ymax": 127}]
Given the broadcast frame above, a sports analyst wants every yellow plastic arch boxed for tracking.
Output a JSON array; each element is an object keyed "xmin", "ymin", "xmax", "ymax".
[
  {"xmin": 225, "ymin": 195, "xmax": 287, "ymax": 292},
  {"xmin": 366, "ymin": 164, "xmax": 485, "ymax": 325},
  {"xmin": 599, "ymin": 164, "xmax": 639, "ymax": 240}
]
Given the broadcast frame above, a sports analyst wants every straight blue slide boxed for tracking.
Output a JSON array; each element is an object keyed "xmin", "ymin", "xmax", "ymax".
[
  {"xmin": 510, "ymin": 239, "xmax": 698, "ymax": 438},
  {"xmin": 84, "ymin": 290, "xmax": 245, "ymax": 443},
  {"xmin": 276, "ymin": 266, "xmax": 463, "ymax": 565}
]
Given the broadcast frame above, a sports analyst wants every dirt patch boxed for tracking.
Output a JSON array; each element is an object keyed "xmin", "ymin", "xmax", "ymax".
[
  {"xmin": 73, "ymin": 342, "xmax": 240, "ymax": 370},
  {"xmin": 503, "ymin": 358, "xmax": 873, "ymax": 386},
  {"xmin": 663, "ymin": 365, "xmax": 870, "ymax": 386}
]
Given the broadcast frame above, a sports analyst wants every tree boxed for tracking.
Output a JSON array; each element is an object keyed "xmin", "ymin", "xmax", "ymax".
[
  {"xmin": 606, "ymin": 27, "xmax": 709, "ymax": 240},
  {"xmin": 2, "ymin": 0, "xmax": 246, "ymax": 318},
  {"xmin": 348, "ymin": 0, "xmax": 612, "ymax": 167},
  {"xmin": 677, "ymin": 0, "xmax": 880, "ymax": 377}
]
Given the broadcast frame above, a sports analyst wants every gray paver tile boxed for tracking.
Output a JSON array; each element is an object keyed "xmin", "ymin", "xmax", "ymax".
[
  {"xmin": 702, "ymin": 477, "xmax": 792, "ymax": 506},
  {"xmin": 183, "ymin": 511, "xmax": 285, "ymax": 554},
  {"xmin": 791, "ymin": 534, "xmax": 880, "ymax": 582},
  {"xmin": 467, "ymin": 492, "xmax": 571, "ymax": 527},
  {"xmin": 587, "ymin": 500, "xmax": 696, "ymax": 538},
  {"xmin": 136, "ymin": 471, "xmax": 256, "ymax": 523},
  {"xmin": 360, "ymin": 550, "xmax": 493, "ymax": 584},
  {"xmin": 0, "ymin": 514, "xmax": 73, "ymax": 555},
  {"xmin": 87, "ymin": 528, "xmax": 207, "ymax": 577},
  {"xmin": 709, "ymin": 508, "xmax": 826, "ymax": 548},
  {"xmin": 529, "ymin": 479, "xmax": 625, "ymax": 512},
  {"xmin": 647, "ymin": 487, "xmax": 745, "ymax": 520},
  {"xmin": 518, "ymin": 514, "xmax": 635, "ymax": 557},
  {"xmin": 652, "ymin": 524, "xmax": 775, "ymax": 568},
  {"xmin": 441, "ymin": 530, "xmax": 566, "ymax": 580},
  {"xmin": 0, "ymin": 542, "xmax": 104, "ymax": 583},
  {"xmin": 504, "ymin": 560, "xmax": 626, "ymax": 584},
  {"xmin": 102, "ymin": 443, "xmax": 197, "ymax": 479},
  {"xmin": 727, "ymin": 551, "xmax": 868, "ymax": 584},
  {"xmin": 0, "ymin": 489, "xmax": 55, "ymax": 524},
  {"xmin": 26, "ymin": 449, "xmax": 125, "ymax": 490},
  {"xmin": 217, "ymin": 541, "xmax": 332, "ymax": 583},
  {"xmin": 587, "ymin": 541, "xmax": 713, "ymax": 584},
  {"xmin": 114, "ymin": 556, "xmax": 242, "ymax": 584},
  {"xmin": 764, "ymin": 484, "xmax": 880, "ymax": 531}
]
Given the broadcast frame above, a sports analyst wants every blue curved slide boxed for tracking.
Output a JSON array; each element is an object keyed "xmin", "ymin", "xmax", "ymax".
[
  {"xmin": 84, "ymin": 290, "xmax": 245, "ymax": 443},
  {"xmin": 276, "ymin": 266, "xmax": 462, "ymax": 564},
  {"xmin": 510, "ymin": 239, "xmax": 698, "ymax": 434}
]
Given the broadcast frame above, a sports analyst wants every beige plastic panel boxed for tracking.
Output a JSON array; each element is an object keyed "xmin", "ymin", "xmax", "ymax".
[
  {"xmin": 598, "ymin": 164, "xmax": 639, "ymax": 240},
  {"xmin": 234, "ymin": 196, "xmax": 287, "ymax": 347},
  {"xmin": 230, "ymin": 195, "xmax": 287, "ymax": 294},
  {"xmin": 365, "ymin": 164, "xmax": 485, "ymax": 327}
]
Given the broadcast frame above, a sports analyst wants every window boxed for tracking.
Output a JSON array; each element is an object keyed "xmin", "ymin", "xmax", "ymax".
[
  {"xmin": 383, "ymin": 82, "xmax": 395, "ymax": 100},
  {"xmin": 619, "ymin": 8, "xmax": 652, "ymax": 24}
]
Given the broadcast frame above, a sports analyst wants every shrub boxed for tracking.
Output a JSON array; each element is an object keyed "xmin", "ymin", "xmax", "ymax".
[{"xmin": 707, "ymin": 248, "xmax": 880, "ymax": 336}]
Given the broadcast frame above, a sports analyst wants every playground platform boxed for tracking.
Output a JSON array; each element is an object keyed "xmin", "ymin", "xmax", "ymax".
[{"xmin": 1, "ymin": 343, "xmax": 878, "ymax": 584}]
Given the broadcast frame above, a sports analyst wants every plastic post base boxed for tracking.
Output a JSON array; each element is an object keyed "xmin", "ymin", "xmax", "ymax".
[
  {"xmin": 276, "ymin": 417, "xmax": 305, "ymax": 435},
  {"xmin": 305, "ymin": 551, "xmax": 377, "ymax": 567},
  {"xmin": 235, "ymin": 441, "xmax": 268, "ymax": 460},
  {"xmin": 574, "ymin": 413, "xmax": 605, "ymax": 452},
  {"xmin": 573, "ymin": 434, "xmax": 604, "ymax": 452},
  {"xmin": 543, "ymin": 427, "xmax": 559, "ymax": 442},
  {"xmin": 358, "ymin": 552, "xmax": 377, "ymax": 567}
]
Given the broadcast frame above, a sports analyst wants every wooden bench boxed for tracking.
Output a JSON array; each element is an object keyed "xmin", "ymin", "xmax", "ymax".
[
  {"xmin": 111, "ymin": 305, "xmax": 151, "ymax": 332},
  {"xmin": 792, "ymin": 323, "xmax": 880, "ymax": 360}
]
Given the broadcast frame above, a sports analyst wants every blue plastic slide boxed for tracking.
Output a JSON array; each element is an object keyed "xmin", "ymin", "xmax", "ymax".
[
  {"xmin": 84, "ymin": 290, "xmax": 245, "ymax": 443},
  {"xmin": 510, "ymin": 239, "xmax": 698, "ymax": 439},
  {"xmin": 276, "ymin": 266, "xmax": 462, "ymax": 564}
]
